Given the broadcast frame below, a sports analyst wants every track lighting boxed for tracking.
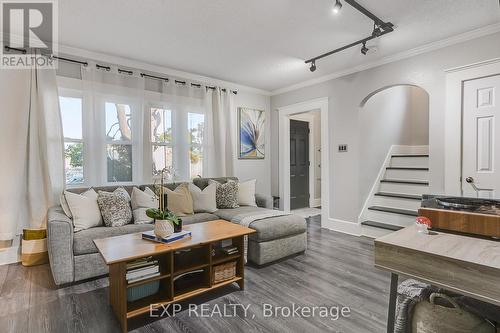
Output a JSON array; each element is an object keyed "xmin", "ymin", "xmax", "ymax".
[
  {"xmin": 309, "ymin": 60, "xmax": 317, "ymax": 72},
  {"xmin": 360, "ymin": 42, "xmax": 369, "ymax": 55},
  {"xmin": 306, "ymin": 0, "xmax": 395, "ymax": 72},
  {"xmin": 372, "ymin": 24, "xmax": 382, "ymax": 37},
  {"xmin": 332, "ymin": 0, "xmax": 342, "ymax": 14}
]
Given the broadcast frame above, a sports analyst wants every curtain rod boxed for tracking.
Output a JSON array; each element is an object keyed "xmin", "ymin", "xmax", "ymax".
[{"xmin": 3, "ymin": 46, "xmax": 237, "ymax": 94}]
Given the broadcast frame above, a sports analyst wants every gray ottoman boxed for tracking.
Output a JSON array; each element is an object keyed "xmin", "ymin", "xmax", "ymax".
[{"xmin": 214, "ymin": 207, "xmax": 307, "ymax": 265}]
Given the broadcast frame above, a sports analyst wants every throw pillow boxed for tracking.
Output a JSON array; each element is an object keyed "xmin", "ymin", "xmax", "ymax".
[
  {"xmin": 163, "ymin": 184, "xmax": 194, "ymax": 216},
  {"xmin": 131, "ymin": 187, "xmax": 158, "ymax": 210},
  {"xmin": 188, "ymin": 183, "xmax": 217, "ymax": 213},
  {"xmin": 63, "ymin": 189, "xmax": 103, "ymax": 232},
  {"xmin": 238, "ymin": 179, "xmax": 257, "ymax": 207},
  {"xmin": 97, "ymin": 188, "xmax": 133, "ymax": 227},
  {"xmin": 209, "ymin": 179, "xmax": 239, "ymax": 209},
  {"xmin": 131, "ymin": 187, "xmax": 158, "ymax": 224},
  {"xmin": 60, "ymin": 193, "xmax": 73, "ymax": 218},
  {"xmin": 133, "ymin": 208, "xmax": 153, "ymax": 225}
]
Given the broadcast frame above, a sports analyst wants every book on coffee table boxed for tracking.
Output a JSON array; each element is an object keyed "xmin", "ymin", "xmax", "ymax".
[{"xmin": 141, "ymin": 230, "xmax": 192, "ymax": 244}]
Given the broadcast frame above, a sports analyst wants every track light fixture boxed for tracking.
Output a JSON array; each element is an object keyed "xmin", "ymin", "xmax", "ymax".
[
  {"xmin": 305, "ymin": 0, "xmax": 395, "ymax": 72},
  {"xmin": 360, "ymin": 42, "xmax": 369, "ymax": 55},
  {"xmin": 332, "ymin": 0, "xmax": 342, "ymax": 14},
  {"xmin": 372, "ymin": 24, "xmax": 382, "ymax": 37},
  {"xmin": 309, "ymin": 60, "xmax": 317, "ymax": 72}
]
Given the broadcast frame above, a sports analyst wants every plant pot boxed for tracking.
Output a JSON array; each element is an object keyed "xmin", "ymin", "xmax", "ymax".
[
  {"xmin": 154, "ymin": 219, "xmax": 174, "ymax": 238},
  {"xmin": 174, "ymin": 218, "xmax": 182, "ymax": 233}
]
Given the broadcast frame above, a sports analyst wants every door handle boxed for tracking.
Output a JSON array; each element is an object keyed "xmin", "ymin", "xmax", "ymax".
[{"xmin": 465, "ymin": 176, "xmax": 489, "ymax": 196}]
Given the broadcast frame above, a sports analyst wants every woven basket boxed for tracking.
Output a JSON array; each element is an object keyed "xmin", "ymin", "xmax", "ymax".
[
  {"xmin": 212, "ymin": 261, "xmax": 236, "ymax": 284},
  {"xmin": 412, "ymin": 293, "xmax": 495, "ymax": 333}
]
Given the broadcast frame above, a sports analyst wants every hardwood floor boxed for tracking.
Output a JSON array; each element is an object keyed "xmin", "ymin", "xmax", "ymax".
[{"xmin": 0, "ymin": 217, "xmax": 391, "ymax": 333}]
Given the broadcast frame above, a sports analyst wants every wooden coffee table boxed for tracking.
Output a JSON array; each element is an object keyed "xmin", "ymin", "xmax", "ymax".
[{"xmin": 94, "ymin": 219, "xmax": 255, "ymax": 332}]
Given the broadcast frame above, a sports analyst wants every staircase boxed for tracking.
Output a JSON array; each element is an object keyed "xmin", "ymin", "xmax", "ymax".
[{"xmin": 360, "ymin": 146, "xmax": 429, "ymax": 238}]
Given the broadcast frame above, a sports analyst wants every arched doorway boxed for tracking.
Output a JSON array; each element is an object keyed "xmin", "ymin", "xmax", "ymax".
[{"xmin": 358, "ymin": 85, "xmax": 430, "ymax": 237}]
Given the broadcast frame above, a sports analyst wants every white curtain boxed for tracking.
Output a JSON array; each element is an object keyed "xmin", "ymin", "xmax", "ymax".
[
  {"xmin": 80, "ymin": 63, "xmax": 146, "ymax": 185},
  {"xmin": 203, "ymin": 88, "xmax": 235, "ymax": 177},
  {"xmin": 0, "ymin": 59, "xmax": 64, "ymax": 240}
]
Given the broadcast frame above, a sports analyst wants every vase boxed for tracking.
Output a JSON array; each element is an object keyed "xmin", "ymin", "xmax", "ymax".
[
  {"xmin": 174, "ymin": 218, "xmax": 182, "ymax": 233},
  {"xmin": 154, "ymin": 219, "xmax": 174, "ymax": 238}
]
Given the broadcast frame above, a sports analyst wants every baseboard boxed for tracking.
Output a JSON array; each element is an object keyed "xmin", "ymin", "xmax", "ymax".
[
  {"xmin": 322, "ymin": 218, "xmax": 361, "ymax": 236},
  {"xmin": 310, "ymin": 198, "xmax": 321, "ymax": 208}
]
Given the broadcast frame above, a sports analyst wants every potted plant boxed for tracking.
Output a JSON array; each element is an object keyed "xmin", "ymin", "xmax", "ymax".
[{"xmin": 146, "ymin": 168, "xmax": 182, "ymax": 237}]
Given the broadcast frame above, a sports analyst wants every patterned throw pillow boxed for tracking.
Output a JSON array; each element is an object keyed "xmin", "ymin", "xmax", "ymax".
[
  {"xmin": 209, "ymin": 179, "xmax": 239, "ymax": 209},
  {"xmin": 97, "ymin": 188, "xmax": 133, "ymax": 227}
]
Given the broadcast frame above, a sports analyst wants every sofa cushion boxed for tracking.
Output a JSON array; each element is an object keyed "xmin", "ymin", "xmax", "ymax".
[
  {"xmin": 192, "ymin": 177, "xmax": 238, "ymax": 190},
  {"xmin": 214, "ymin": 207, "xmax": 307, "ymax": 242},
  {"xmin": 73, "ymin": 224, "xmax": 154, "ymax": 255},
  {"xmin": 73, "ymin": 212, "xmax": 219, "ymax": 255},
  {"xmin": 181, "ymin": 213, "xmax": 219, "ymax": 226}
]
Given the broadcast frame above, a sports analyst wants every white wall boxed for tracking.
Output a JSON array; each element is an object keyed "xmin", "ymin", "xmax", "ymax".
[
  {"xmin": 270, "ymin": 32, "xmax": 500, "ymax": 227},
  {"xmin": 233, "ymin": 91, "xmax": 272, "ymax": 195},
  {"xmin": 359, "ymin": 85, "xmax": 429, "ymax": 209}
]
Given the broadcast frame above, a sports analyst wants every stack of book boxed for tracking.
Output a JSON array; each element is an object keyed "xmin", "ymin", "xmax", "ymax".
[
  {"xmin": 126, "ymin": 257, "xmax": 160, "ymax": 284},
  {"xmin": 142, "ymin": 230, "xmax": 192, "ymax": 244},
  {"xmin": 221, "ymin": 246, "xmax": 239, "ymax": 256}
]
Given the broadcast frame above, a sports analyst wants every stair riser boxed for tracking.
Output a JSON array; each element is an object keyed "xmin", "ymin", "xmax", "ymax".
[
  {"xmin": 384, "ymin": 169, "xmax": 429, "ymax": 181},
  {"xmin": 371, "ymin": 196, "xmax": 422, "ymax": 210},
  {"xmin": 390, "ymin": 156, "xmax": 429, "ymax": 168},
  {"xmin": 379, "ymin": 182, "xmax": 429, "ymax": 194},
  {"xmin": 365, "ymin": 210, "xmax": 416, "ymax": 227},
  {"xmin": 361, "ymin": 225, "xmax": 393, "ymax": 238}
]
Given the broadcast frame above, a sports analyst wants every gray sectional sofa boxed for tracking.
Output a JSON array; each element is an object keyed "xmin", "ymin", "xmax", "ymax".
[{"xmin": 47, "ymin": 177, "xmax": 307, "ymax": 285}]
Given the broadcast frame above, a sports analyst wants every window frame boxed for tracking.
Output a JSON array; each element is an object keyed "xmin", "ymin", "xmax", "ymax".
[
  {"xmin": 187, "ymin": 111, "xmax": 205, "ymax": 179},
  {"xmin": 98, "ymin": 94, "xmax": 142, "ymax": 186},
  {"xmin": 59, "ymin": 88, "xmax": 87, "ymax": 188}
]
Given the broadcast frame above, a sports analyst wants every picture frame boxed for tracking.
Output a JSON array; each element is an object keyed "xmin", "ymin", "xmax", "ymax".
[{"xmin": 238, "ymin": 107, "xmax": 265, "ymax": 159}]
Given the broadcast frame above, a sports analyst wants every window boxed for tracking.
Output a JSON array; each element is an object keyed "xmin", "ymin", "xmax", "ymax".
[
  {"xmin": 58, "ymin": 74, "xmax": 207, "ymax": 185},
  {"xmin": 60, "ymin": 96, "xmax": 84, "ymax": 185},
  {"xmin": 150, "ymin": 107, "xmax": 173, "ymax": 175},
  {"xmin": 105, "ymin": 102, "xmax": 133, "ymax": 182},
  {"xmin": 188, "ymin": 112, "xmax": 204, "ymax": 179}
]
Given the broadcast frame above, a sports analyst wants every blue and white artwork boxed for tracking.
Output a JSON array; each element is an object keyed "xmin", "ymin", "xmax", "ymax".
[{"xmin": 238, "ymin": 107, "xmax": 265, "ymax": 159}]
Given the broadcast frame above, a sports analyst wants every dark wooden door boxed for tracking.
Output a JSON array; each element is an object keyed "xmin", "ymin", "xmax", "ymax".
[{"xmin": 290, "ymin": 120, "xmax": 309, "ymax": 210}]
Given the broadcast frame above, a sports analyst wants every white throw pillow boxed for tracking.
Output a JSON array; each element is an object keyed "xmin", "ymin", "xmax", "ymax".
[
  {"xmin": 131, "ymin": 187, "xmax": 158, "ymax": 210},
  {"xmin": 131, "ymin": 187, "xmax": 158, "ymax": 224},
  {"xmin": 64, "ymin": 189, "xmax": 103, "ymax": 232},
  {"xmin": 238, "ymin": 179, "xmax": 257, "ymax": 207},
  {"xmin": 133, "ymin": 208, "xmax": 153, "ymax": 224},
  {"xmin": 60, "ymin": 193, "xmax": 72, "ymax": 218},
  {"xmin": 188, "ymin": 183, "xmax": 217, "ymax": 213}
]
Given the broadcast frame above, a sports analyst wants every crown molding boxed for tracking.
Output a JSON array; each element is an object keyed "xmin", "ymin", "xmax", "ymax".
[
  {"xmin": 445, "ymin": 57, "xmax": 500, "ymax": 73},
  {"xmin": 271, "ymin": 22, "xmax": 500, "ymax": 96}
]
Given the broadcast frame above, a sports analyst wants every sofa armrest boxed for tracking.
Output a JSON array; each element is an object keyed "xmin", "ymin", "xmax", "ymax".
[
  {"xmin": 47, "ymin": 206, "xmax": 74, "ymax": 285},
  {"xmin": 255, "ymin": 193, "xmax": 273, "ymax": 209}
]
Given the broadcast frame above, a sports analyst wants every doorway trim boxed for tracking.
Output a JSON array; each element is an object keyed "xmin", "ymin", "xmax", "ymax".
[
  {"xmin": 445, "ymin": 58, "xmax": 500, "ymax": 195},
  {"xmin": 277, "ymin": 97, "xmax": 329, "ymax": 223}
]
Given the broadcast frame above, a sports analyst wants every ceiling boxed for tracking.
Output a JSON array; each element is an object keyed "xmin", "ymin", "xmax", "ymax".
[{"xmin": 59, "ymin": 0, "xmax": 500, "ymax": 92}]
